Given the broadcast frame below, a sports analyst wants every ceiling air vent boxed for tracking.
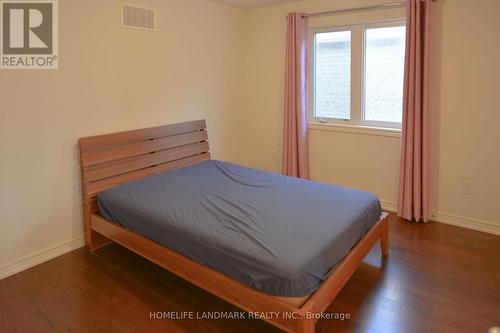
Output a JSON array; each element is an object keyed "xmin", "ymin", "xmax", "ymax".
[{"xmin": 122, "ymin": 4, "xmax": 156, "ymax": 31}]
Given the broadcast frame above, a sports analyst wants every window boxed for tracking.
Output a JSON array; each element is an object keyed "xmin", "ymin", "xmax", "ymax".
[{"xmin": 312, "ymin": 21, "xmax": 406, "ymax": 129}]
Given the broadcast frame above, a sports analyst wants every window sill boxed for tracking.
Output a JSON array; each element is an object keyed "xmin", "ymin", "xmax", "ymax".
[{"xmin": 308, "ymin": 122, "xmax": 402, "ymax": 138}]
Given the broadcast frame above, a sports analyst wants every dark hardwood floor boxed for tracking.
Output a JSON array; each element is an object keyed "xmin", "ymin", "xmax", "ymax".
[{"xmin": 1, "ymin": 213, "xmax": 499, "ymax": 333}]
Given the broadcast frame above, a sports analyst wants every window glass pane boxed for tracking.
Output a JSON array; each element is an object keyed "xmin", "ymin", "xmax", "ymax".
[
  {"xmin": 364, "ymin": 26, "xmax": 406, "ymax": 123},
  {"xmin": 314, "ymin": 31, "xmax": 351, "ymax": 120}
]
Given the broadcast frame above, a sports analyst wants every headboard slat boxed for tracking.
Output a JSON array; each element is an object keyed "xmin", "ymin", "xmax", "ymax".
[
  {"xmin": 81, "ymin": 130, "xmax": 208, "ymax": 167},
  {"xmin": 80, "ymin": 119, "xmax": 207, "ymax": 152},
  {"xmin": 85, "ymin": 141, "xmax": 209, "ymax": 183},
  {"xmin": 86, "ymin": 153, "xmax": 210, "ymax": 196}
]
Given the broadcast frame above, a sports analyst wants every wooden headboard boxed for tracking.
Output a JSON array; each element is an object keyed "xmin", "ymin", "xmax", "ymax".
[{"xmin": 79, "ymin": 120, "xmax": 210, "ymax": 250}]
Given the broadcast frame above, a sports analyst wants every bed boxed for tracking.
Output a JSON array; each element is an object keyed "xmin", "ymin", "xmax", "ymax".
[{"xmin": 79, "ymin": 120, "xmax": 389, "ymax": 333}]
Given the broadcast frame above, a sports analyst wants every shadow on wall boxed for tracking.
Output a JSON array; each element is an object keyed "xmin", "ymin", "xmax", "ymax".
[
  {"xmin": 73, "ymin": 142, "xmax": 84, "ymax": 241},
  {"xmin": 428, "ymin": 0, "xmax": 444, "ymax": 215}
]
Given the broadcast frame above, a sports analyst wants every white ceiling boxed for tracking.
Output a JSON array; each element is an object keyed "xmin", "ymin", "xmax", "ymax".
[{"xmin": 210, "ymin": 0, "xmax": 302, "ymax": 9}]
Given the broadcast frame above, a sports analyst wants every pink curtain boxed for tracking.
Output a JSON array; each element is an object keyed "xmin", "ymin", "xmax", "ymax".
[
  {"xmin": 398, "ymin": 0, "xmax": 431, "ymax": 222},
  {"xmin": 282, "ymin": 13, "xmax": 310, "ymax": 179}
]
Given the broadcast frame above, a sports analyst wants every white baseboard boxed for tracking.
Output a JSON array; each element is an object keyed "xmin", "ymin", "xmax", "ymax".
[
  {"xmin": 430, "ymin": 211, "xmax": 500, "ymax": 236},
  {"xmin": 380, "ymin": 200, "xmax": 500, "ymax": 236},
  {"xmin": 380, "ymin": 200, "xmax": 397, "ymax": 213},
  {"xmin": 0, "ymin": 237, "xmax": 85, "ymax": 280}
]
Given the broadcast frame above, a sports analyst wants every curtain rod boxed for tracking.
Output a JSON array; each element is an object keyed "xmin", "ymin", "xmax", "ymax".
[
  {"xmin": 286, "ymin": 0, "xmax": 435, "ymax": 19},
  {"xmin": 303, "ymin": 1, "xmax": 405, "ymax": 18}
]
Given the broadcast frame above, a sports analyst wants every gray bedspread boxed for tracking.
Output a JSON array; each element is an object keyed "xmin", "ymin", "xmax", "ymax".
[{"xmin": 98, "ymin": 160, "xmax": 381, "ymax": 297}]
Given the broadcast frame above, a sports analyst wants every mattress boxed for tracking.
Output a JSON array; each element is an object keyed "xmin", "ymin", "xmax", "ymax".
[{"xmin": 98, "ymin": 160, "xmax": 381, "ymax": 297}]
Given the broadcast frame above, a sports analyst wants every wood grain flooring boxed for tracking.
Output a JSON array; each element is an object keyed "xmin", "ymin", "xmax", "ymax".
[{"xmin": 0, "ymin": 213, "xmax": 499, "ymax": 333}]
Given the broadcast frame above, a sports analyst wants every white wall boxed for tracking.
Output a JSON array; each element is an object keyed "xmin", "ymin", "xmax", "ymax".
[
  {"xmin": 0, "ymin": 0, "xmax": 244, "ymax": 277},
  {"xmin": 230, "ymin": 0, "xmax": 500, "ymax": 234}
]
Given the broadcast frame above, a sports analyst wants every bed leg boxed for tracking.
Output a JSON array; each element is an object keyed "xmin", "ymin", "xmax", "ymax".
[
  {"xmin": 87, "ymin": 230, "xmax": 113, "ymax": 252},
  {"xmin": 83, "ymin": 211, "xmax": 113, "ymax": 252},
  {"xmin": 297, "ymin": 318, "xmax": 315, "ymax": 333},
  {"xmin": 380, "ymin": 217, "xmax": 389, "ymax": 257}
]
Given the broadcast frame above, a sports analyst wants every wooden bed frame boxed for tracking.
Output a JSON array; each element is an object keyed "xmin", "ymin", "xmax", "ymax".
[{"xmin": 79, "ymin": 120, "xmax": 389, "ymax": 333}]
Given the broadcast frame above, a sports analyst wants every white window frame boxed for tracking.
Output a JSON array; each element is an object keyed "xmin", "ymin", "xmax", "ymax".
[{"xmin": 309, "ymin": 19, "xmax": 406, "ymax": 130}]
